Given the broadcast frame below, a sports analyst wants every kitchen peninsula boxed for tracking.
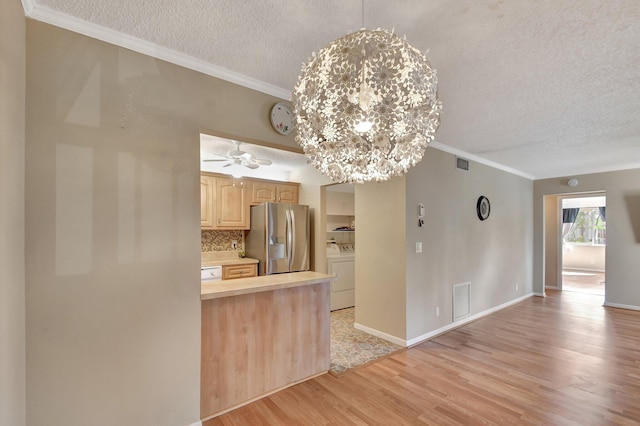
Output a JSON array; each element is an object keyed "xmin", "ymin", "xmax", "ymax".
[{"xmin": 200, "ymin": 271, "xmax": 333, "ymax": 420}]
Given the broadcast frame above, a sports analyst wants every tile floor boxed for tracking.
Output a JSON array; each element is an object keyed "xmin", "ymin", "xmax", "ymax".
[{"xmin": 330, "ymin": 307, "xmax": 402, "ymax": 374}]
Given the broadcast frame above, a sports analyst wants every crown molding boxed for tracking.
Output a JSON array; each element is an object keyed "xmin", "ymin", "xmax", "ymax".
[
  {"xmin": 430, "ymin": 141, "xmax": 536, "ymax": 180},
  {"xmin": 536, "ymin": 163, "xmax": 640, "ymax": 181},
  {"xmin": 21, "ymin": 0, "xmax": 35, "ymax": 15},
  {"xmin": 22, "ymin": 4, "xmax": 292, "ymax": 100}
]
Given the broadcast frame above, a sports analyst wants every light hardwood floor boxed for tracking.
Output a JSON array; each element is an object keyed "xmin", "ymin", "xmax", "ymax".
[{"xmin": 204, "ymin": 290, "xmax": 640, "ymax": 425}]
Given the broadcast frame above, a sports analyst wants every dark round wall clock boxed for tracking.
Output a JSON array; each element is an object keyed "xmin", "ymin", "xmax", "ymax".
[{"xmin": 477, "ymin": 196, "xmax": 490, "ymax": 221}]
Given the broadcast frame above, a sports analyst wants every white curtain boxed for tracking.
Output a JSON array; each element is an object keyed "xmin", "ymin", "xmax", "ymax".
[{"xmin": 562, "ymin": 208, "xmax": 580, "ymax": 240}]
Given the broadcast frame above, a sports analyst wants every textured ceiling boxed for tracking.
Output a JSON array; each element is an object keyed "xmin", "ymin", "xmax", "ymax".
[{"xmin": 24, "ymin": 0, "xmax": 640, "ymax": 179}]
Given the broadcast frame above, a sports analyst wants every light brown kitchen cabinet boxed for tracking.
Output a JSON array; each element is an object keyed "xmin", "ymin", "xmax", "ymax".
[
  {"xmin": 250, "ymin": 180, "xmax": 299, "ymax": 205},
  {"xmin": 222, "ymin": 264, "xmax": 257, "ymax": 280},
  {"xmin": 201, "ymin": 173, "xmax": 250, "ymax": 230},
  {"xmin": 251, "ymin": 181, "xmax": 277, "ymax": 204},
  {"xmin": 201, "ymin": 173, "xmax": 299, "ymax": 230},
  {"xmin": 276, "ymin": 183, "xmax": 299, "ymax": 204},
  {"xmin": 200, "ymin": 175, "xmax": 215, "ymax": 228},
  {"xmin": 215, "ymin": 177, "xmax": 250, "ymax": 229}
]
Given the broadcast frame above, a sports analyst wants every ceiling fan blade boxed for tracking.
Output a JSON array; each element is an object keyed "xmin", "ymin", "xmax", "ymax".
[
  {"xmin": 223, "ymin": 163, "xmax": 232, "ymax": 167},
  {"xmin": 254, "ymin": 159, "xmax": 272, "ymax": 166}
]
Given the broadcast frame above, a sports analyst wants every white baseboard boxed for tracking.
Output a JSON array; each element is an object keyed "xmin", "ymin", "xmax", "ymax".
[
  {"xmin": 533, "ymin": 292, "xmax": 546, "ymax": 297},
  {"xmin": 187, "ymin": 421, "xmax": 202, "ymax": 426},
  {"xmin": 563, "ymin": 267, "xmax": 605, "ymax": 273},
  {"xmin": 603, "ymin": 302, "xmax": 640, "ymax": 311},
  {"xmin": 354, "ymin": 293, "xmax": 535, "ymax": 348},
  {"xmin": 353, "ymin": 322, "xmax": 406, "ymax": 347},
  {"xmin": 406, "ymin": 293, "xmax": 534, "ymax": 347}
]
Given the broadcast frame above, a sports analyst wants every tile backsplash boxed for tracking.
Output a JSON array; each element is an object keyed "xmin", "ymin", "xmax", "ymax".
[{"xmin": 201, "ymin": 230, "xmax": 244, "ymax": 252}]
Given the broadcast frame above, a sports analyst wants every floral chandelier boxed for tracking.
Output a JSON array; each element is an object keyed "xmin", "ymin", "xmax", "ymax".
[{"xmin": 291, "ymin": 28, "xmax": 442, "ymax": 183}]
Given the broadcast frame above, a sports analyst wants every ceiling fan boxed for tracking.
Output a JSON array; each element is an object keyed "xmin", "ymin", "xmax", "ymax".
[{"xmin": 203, "ymin": 141, "xmax": 272, "ymax": 169}]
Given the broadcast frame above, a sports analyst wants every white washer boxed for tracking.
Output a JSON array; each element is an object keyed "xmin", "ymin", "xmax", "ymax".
[{"xmin": 327, "ymin": 244, "xmax": 355, "ymax": 311}]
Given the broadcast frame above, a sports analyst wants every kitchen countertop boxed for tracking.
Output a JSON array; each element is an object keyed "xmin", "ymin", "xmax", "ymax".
[
  {"xmin": 201, "ymin": 271, "xmax": 334, "ymax": 300},
  {"xmin": 201, "ymin": 257, "xmax": 258, "ymax": 267}
]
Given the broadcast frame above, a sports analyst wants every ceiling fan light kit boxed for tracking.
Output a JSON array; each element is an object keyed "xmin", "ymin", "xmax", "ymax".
[{"xmin": 291, "ymin": 28, "xmax": 442, "ymax": 183}]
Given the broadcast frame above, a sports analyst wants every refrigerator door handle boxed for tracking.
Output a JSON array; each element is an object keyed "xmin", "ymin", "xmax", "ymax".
[
  {"xmin": 289, "ymin": 208, "xmax": 296, "ymax": 270},
  {"xmin": 285, "ymin": 209, "xmax": 292, "ymax": 269}
]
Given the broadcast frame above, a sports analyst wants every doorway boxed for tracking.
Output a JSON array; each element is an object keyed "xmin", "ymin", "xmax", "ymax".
[{"xmin": 559, "ymin": 195, "xmax": 606, "ymax": 296}]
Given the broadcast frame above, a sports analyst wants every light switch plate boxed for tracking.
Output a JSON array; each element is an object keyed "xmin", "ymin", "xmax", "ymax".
[{"xmin": 416, "ymin": 242, "xmax": 422, "ymax": 253}]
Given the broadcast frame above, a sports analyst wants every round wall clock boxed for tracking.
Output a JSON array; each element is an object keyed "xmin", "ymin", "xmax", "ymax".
[
  {"xmin": 477, "ymin": 196, "xmax": 490, "ymax": 221},
  {"xmin": 269, "ymin": 102, "xmax": 294, "ymax": 136}
]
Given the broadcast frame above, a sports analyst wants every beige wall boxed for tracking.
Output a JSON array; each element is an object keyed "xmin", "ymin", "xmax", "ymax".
[
  {"xmin": 326, "ymin": 191, "xmax": 355, "ymax": 216},
  {"xmin": 355, "ymin": 176, "xmax": 407, "ymax": 340},
  {"xmin": 405, "ymin": 148, "xmax": 533, "ymax": 340},
  {"xmin": 0, "ymin": 1, "xmax": 26, "ymax": 425},
  {"xmin": 25, "ymin": 21, "xmax": 295, "ymax": 426},
  {"xmin": 563, "ymin": 244, "xmax": 606, "ymax": 271},
  {"xmin": 290, "ymin": 165, "xmax": 333, "ymax": 274},
  {"xmin": 544, "ymin": 195, "xmax": 560, "ymax": 287},
  {"xmin": 534, "ymin": 169, "xmax": 640, "ymax": 307}
]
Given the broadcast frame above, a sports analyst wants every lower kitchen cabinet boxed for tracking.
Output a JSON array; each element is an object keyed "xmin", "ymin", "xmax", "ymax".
[{"xmin": 222, "ymin": 264, "xmax": 257, "ymax": 280}]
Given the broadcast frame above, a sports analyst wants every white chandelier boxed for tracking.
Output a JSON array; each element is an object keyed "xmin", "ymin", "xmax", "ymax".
[{"xmin": 291, "ymin": 28, "xmax": 442, "ymax": 183}]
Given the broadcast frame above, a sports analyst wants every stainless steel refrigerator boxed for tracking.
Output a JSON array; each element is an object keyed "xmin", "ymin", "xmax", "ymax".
[{"xmin": 245, "ymin": 203, "xmax": 310, "ymax": 275}]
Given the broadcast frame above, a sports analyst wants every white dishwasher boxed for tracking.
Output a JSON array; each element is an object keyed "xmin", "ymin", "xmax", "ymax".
[{"xmin": 201, "ymin": 266, "xmax": 222, "ymax": 283}]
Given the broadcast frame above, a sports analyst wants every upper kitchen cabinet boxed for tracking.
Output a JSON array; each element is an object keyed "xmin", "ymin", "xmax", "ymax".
[
  {"xmin": 250, "ymin": 181, "xmax": 277, "ymax": 204},
  {"xmin": 201, "ymin": 173, "xmax": 299, "ymax": 230},
  {"xmin": 215, "ymin": 177, "xmax": 250, "ymax": 229},
  {"xmin": 276, "ymin": 183, "xmax": 299, "ymax": 204},
  {"xmin": 250, "ymin": 180, "xmax": 299, "ymax": 205},
  {"xmin": 201, "ymin": 174, "xmax": 216, "ymax": 228},
  {"xmin": 201, "ymin": 172, "xmax": 250, "ymax": 230}
]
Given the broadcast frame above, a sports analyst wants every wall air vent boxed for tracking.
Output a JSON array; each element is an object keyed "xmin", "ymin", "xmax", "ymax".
[
  {"xmin": 453, "ymin": 282, "xmax": 471, "ymax": 321},
  {"xmin": 456, "ymin": 157, "xmax": 470, "ymax": 171}
]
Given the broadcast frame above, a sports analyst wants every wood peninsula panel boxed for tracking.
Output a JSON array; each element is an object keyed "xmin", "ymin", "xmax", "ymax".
[{"xmin": 201, "ymin": 282, "xmax": 330, "ymax": 419}]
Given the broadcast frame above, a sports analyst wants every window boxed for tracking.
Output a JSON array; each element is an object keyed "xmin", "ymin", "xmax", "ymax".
[{"xmin": 564, "ymin": 207, "xmax": 606, "ymax": 245}]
